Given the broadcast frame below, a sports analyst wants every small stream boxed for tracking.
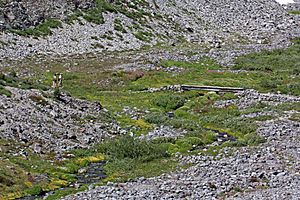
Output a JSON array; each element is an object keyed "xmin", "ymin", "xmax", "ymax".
[
  {"xmin": 19, "ymin": 130, "xmax": 236, "ymax": 200},
  {"xmin": 76, "ymin": 161, "xmax": 106, "ymax": 184},
  {"xmin": 19, "ymin": 161, "xmax": 106, "ymax": 200},
  {"xmin": 190, "ymin": 128, "xmax": 237, "ymax": 151}
]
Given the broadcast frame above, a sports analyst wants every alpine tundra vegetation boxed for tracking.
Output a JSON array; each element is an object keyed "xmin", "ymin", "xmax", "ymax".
[{"xmin": 0, "ymin": 0, "xmax": 299, "ymax": 199}]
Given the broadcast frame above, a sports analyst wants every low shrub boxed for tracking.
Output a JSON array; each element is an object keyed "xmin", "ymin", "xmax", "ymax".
[
  {"xmin": 259, "ymin": 79, "xmax": 278, "ymax": 90},
  {"xmin": 281, "ymin": 83, "xmax": 300, "ymax": 95},
  {"xmin": 114, "ymin": 19, "xmax": 127, "ymax": 33},
  {"xmin": 153, "ymin": 94, "xmax": 186, "ymax": 110},
  {"xmin": 126, "ymin": 70, "xmax": 145, "ymax": 81},
  {"xmin": 167, "ymin": 118, "xmax": 199, "ymax": 131},
  {"xmin": 24, "ymin": 185, "xmax": 43, "ymax": 196},
  {"xmin": 0, "ymin": 174, "xmax": 14, "ymax": 186},
  {"xmin": 134, "ymin": 31, "xmax": 153, "ymax": 42},
  {"xmin": 83, "ymin": 9, "xmax": 104, "ymax": 24},
  {"xmin": 289, "ymin": 10, "xmax": 300, "ymax": 15},
  {"xmin": 29, "ymin": 95, "xmax": 48, "ymax": 106},
  {"xmin": 0, "ymin": 86, "xmax": 12, "ymax": 97},
  {"xmin": 145, "ymin": 112, "xmax": 168, "ymax": 124},
  {"xmin": 97, "ymin": 135, "xmax": 169, "ymax": 162},
  {"xmin": 10, "ymin": 19, "xmax": 62, "ymax": 37},
  {"xmin": 230, "ymin": 133, "xmax": 266, "ymax": 147},
  {"xmin": 243, "ymin": 133, "xmax": 266, "ymax": 145}
]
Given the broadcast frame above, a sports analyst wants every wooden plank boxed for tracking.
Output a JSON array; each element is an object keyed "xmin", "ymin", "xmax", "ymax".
[{"xmin": 181, "ymin": 85, "xmax": 245, "ymax": 92}]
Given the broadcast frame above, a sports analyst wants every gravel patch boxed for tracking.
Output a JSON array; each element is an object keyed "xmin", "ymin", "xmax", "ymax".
[
  {"xmin": 138, "ymin": 125, "xmax": 187, "ymax": 141},
  {"xmin": 214, "ymin": 89, "xmax": 300, "ymax": 109}
]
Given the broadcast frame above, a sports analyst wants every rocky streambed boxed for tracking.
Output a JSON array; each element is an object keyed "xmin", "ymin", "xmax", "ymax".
[{"xmin": 19, "ymin": 161, "xmax": 106, "ymax": 200}]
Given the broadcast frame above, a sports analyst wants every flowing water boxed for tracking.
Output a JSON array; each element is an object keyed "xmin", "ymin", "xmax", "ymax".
[{"xmin": 19, "ymin": 161, "xmax": 106, "ymax": 200}]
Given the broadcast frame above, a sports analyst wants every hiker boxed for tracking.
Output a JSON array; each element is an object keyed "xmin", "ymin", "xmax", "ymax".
[
  {"xmin": 52, "ymin": 73, "xmax": 58, "ymax": 88},
  {"xmin": 58, "ymin": 73, "xmax": 63, "ymax": 88}
]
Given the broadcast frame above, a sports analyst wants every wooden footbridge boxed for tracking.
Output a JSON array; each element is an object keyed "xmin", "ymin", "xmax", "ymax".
[{"xmin": 180, "ymin": 85, "xmax": 245, "ymax": 93}]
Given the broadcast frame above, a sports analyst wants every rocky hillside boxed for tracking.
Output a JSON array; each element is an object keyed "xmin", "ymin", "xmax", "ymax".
[
  {"xmin": 0, "ymin": 0, "xmax": 95, "ymax": 30},
  {"xmin": 0, "ymin": 0, "xmax": 299, "ymax": 60},
  {"xmin": 0, "ymin": 1, "xmax": 299, "ymax": 200},
  {"xmin": 0, "ymin": 86, "xmax": 122, "ymax": 155}
]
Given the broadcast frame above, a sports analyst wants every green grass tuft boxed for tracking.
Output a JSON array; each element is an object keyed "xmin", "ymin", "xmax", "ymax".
[
  {"xmin": 289, "ymin": 10, "xmax": 300, "ymax": 15},
  {"xmin": 97, "ymin": 135, "xmax": 169, "ymax": 162},
  {"xmin": 134, "ymin": 31, "xmax": 153, "ymax": 42},
  {"xmin": 9, "ymin": 19, "xmax": 62, "ymax": 37},
  {"xmin": 153, "ymin": 94, "xmax": 186, "ymax": 110}
]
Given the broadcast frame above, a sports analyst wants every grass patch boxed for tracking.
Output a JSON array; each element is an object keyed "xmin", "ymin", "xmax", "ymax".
[
  {"xmin": 97, "ymin": 135, "xmax": 168, "ymax": 161},
  {"xmin": 153, "ymin": 94, "xmax": 186, "ymax": 110},
  {"xmin": 92, "ymin": 132, "xmax": 218, "ymax": 182},
  {"xmin": 0, "ymin": 137, "xmax": 105, "ymax": 199},
  {"xmin": 69, "ymin": 0, "xmax": 152, "ymax": 25},
  {"xmin": 233, "ymin": 39, "xmax": 300, "ymax": 95},
  {"xmin": 70, "ymin": 135, "xmax": 176, "ymax": 184},
  {"xmin": 114, "ymin": 19, "xmax": 127, "ymax": 33},
  {"xmin": 289, "ymin": 10, "xmax": 300, "ymax": 15},
  {"xmin": 103, "ymin": 157, "xmax": 177, "ymax": 182},
  {"xmin": 77, "ymin": 0, "xmax": 116, "ymax": 24},
  {"xmin": 134, "ymin": 31, "xmax": 153, "ymax": 42},
  {"xmin": 0, "ymin": 72, "xmax": 48, "ymax": 91},
  {"xmin": 66, "ymin": 10, "xmax": 84, "ymax": 24},
  {"xmin": 0, "ymin": 85, "xmax": 12, "ymax": 97},
  {"xmin": 9, "ymin": 19, "xmax": 62, "ymax": 37},
  {"xmin": 44, "ymin": 186, "xmax": 87, "ymax": 200},
  {"xmin": 289, "ymin": 112, "xmax": 300, "ymax": 122}
]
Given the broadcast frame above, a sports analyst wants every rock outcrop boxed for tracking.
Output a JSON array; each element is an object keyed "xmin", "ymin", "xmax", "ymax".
[{"xmin": 0, "ymin": 0, "xmax": 94, "ymax": 30}]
